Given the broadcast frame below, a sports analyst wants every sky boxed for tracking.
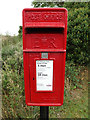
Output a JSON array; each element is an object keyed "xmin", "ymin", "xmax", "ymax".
[{"xmin": 0, "ymin": 0, "xmax": 33, "ymax": 36}]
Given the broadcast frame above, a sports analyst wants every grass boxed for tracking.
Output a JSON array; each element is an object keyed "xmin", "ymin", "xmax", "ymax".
[
  {"xmin": 49, "ymin": 69, "xmax": 88, "ymax": 118},
  {"xmin": 1, "ymin": 35, "xmax": 88, "ymax": 119}
]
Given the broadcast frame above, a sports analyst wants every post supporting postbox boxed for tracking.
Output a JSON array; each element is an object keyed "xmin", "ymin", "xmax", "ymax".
[{"xmin": 40, "ymin": 106, "xmax": 49, "ymax": 120}]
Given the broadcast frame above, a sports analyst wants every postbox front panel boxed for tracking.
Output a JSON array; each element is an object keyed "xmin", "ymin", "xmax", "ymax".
[
  {"xmin": 29, "ymin": 53, "xmax": 65, "ymax": 103},
  {"xmin": 23, "ymin": 8, "xmax": 67, "ymax": 106}
]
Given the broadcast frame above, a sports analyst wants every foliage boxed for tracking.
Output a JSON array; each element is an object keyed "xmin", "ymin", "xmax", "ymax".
[
  {"xmin": 32, "ymin": 1, "xmax": 64, "ymax": 7},
  {"xmin": 65, "ymin": 3, "xmax": 89, "ymax": 65},
  {"xmin": 65, "ymin": 61, "xmax": 83, "ymax": 89},
  {"xmin": 18, "ymin": 26, "xmax": 22, "ymax": 38},
  {"xmin": 2, "ymin": 36, "xmax": 40, "ymax": 118}
]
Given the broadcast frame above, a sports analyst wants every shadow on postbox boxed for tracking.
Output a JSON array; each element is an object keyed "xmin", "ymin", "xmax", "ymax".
[{"xmin": 22, "ymin": 8, "xmax": 67, "ymax": 106}]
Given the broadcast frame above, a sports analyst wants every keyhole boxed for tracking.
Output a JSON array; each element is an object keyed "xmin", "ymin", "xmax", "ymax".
[{"xmin": 33, "ymin": 78, "xmax": 34, "ymax": 80}]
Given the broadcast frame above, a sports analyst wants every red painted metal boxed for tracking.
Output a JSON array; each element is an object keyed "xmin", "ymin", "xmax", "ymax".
[{"xmin": 22, "ymin": 8, "xmax": 68, "ymax": 106}]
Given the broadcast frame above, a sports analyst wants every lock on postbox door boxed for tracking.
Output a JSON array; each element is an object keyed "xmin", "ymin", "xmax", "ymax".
[{"xmin": 22, "ymin": 8, "xmax": 67, "ymax": 106}]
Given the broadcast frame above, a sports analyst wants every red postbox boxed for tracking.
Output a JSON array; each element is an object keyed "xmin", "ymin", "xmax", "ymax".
[{"xmin": 22, "ymin": 8, "xmax": 67, "ymax": 106}]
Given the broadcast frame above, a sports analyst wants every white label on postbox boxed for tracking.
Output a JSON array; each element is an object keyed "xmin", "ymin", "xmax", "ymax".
[{"xmin": 36, "ymin": 60, "xmax": 53, "ymax": 91}]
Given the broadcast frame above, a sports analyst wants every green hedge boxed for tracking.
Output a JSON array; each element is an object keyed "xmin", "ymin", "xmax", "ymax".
[{"xmin": 65, "ymin": 3, "xmax": 89, "ymax": 65}]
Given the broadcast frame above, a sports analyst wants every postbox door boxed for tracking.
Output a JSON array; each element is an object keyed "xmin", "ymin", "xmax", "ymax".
[{"xmin": 29, "ymin": 52, "xmax": 65, "ymax": 104}]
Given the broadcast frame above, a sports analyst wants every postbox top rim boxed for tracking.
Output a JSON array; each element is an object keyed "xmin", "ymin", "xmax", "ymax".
[
  {"xmin": 23, "ymin": 8, "xmax": 68, "ymax": 13},
  {"xmin": 23, "ymin": 8, "xmax": 67, "ymax": 28}
]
